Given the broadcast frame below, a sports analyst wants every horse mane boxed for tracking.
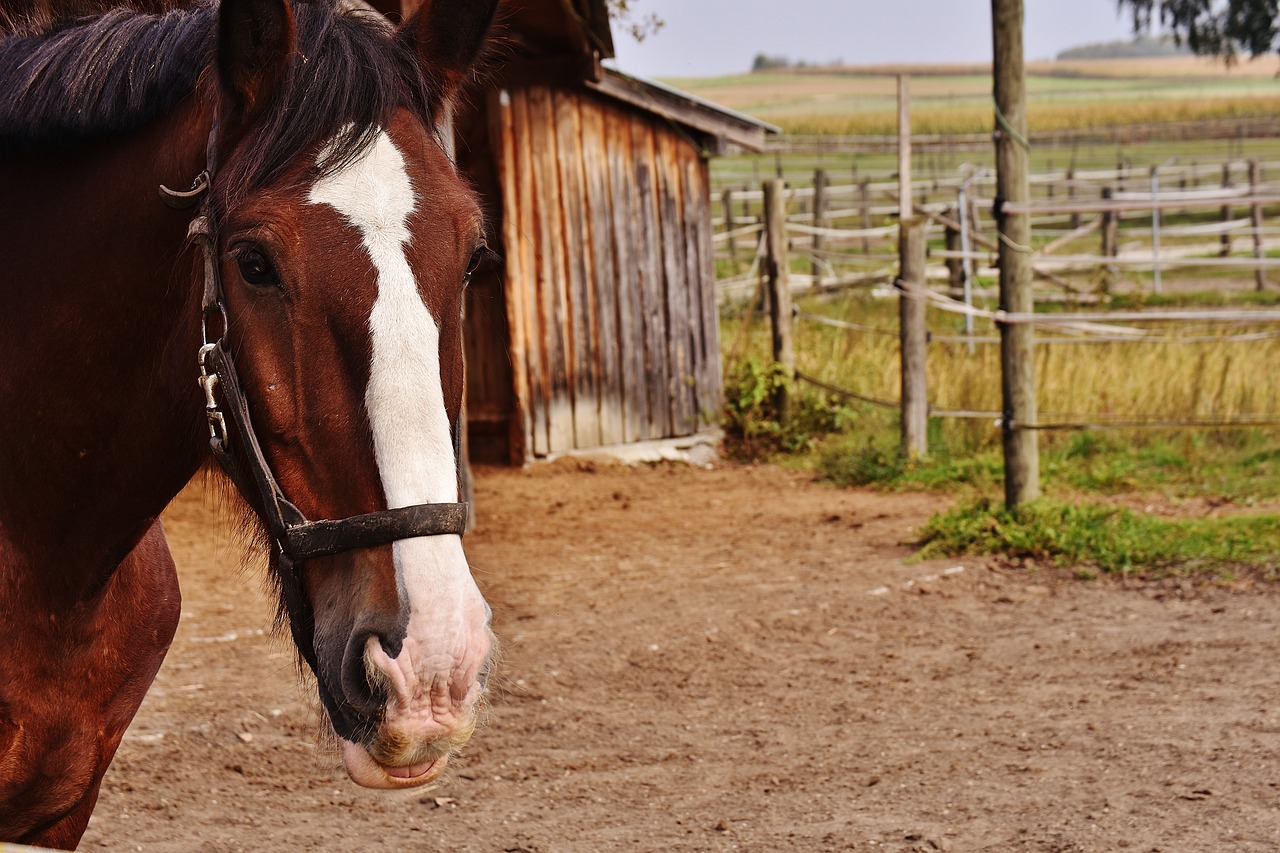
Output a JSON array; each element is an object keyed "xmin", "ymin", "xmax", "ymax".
[
  {"xmin": 0, "ymin": 5, "xmax": 214, "ymax": 149},
  {"xmin": 0, "ymin": 0, "xmax": 439, "ymax": 208}
]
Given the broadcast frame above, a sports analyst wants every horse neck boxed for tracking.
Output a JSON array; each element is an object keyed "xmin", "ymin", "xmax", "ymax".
[{"xmin": 0, "ymin": 97, "xmax": 213, "ymax": 603}]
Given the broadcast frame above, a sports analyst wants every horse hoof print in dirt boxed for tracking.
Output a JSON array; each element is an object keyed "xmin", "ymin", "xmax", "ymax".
[{"xmin": 0, "ymin": 0, "xmax": 500, "ymax": 845}]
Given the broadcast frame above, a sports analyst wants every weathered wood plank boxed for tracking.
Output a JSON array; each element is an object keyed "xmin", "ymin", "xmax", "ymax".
[
  {"xmin": 656, "ymin": 131, "xmax": 695, "ymax": 435},
  {"xmin": 486, "ymin": 88, "xmax": 528, "ymax": 464},
  {"xmin": 508, "ymin": 88, "xmax": 547, "ymax": 459},
  {"xmin": 526, "ymin": 85, "xmax": 575, "ymax": 455},
  {"xmin": 685, "ymin": 154, "xmax": 722, "ymax": 429},
  {"xmin": 677, "ymin": 145, "xmax": 708, "ymax": 432},
  {"xmin": 579, "ymin": 99, "xmax": 625, "ymax": 446},
  {"xmin": 553, "ymin": 90, "xmax": 600, "ymax": 449},
  {"xmin": 630, "ymin": 120, "xmax": 671, "ymax": 439},
  {"xmin": 605, "ymin": 107, "xmax": 648, "ymax": 444}
]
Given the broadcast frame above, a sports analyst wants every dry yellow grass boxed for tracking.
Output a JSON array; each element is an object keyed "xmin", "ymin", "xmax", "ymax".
[
  {"xmin": 773, "ymin": 94, "xmax": 1280, "ymax": 137},
  {"xmin": 1030, "ymin": 55, "xmax": 1280, "ymax": 79},
  {"xmin": 728, "ymin": 299, "xmax": 1280, "ymax": 450}
]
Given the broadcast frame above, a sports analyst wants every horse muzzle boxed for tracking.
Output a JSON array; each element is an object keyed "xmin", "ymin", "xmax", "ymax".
[{"xmin": 352, "ymin": 625, "xmax": 492, "ymax": 787}]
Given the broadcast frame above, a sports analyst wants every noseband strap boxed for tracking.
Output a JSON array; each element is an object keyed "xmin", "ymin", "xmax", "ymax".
[
  {"xmin": 167, "ymin": 147, "xmax": 469, "ymax": 565},
  {"xmin": 201, "ymin": 342, "xmax": 469, "ymax": 562}
]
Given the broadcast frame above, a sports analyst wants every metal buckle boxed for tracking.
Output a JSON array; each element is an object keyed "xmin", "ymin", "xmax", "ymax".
[
  {"xmin": 201, "ymin": 300, "xmax": 228, "ymax": 349},
  {"xmin": 198, "ymin": 342, "xmax": 229, "ymax": 445}
]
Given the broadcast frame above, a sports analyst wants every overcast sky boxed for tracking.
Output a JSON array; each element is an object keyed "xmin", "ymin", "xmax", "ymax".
[{"xmin": 609, "ymin": 1, "xmax": 1147, "ymax": 78}]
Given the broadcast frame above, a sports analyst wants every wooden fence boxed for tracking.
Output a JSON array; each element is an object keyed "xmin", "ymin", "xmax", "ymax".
[
  {"xmin": 734, "ymin": 159, "xmax": 1280, "ymax": 463},
  {"xmin": 716, "ymin": 156, "xmax": 1280, "ymax": 305}
]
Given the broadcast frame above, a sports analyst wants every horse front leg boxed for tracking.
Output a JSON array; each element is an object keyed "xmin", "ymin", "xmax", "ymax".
[{"xmin": 0, "ymin": 519, "xmax": 181, "ymax": 850}]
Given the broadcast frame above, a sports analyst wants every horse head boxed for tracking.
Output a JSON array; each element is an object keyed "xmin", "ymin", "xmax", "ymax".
[{"xmin": 200, "ymin": 0, "xmax": 498, "ymax": 789}]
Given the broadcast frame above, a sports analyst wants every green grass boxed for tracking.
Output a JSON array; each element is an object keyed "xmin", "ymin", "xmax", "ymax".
[
  {"xmin": 917, "ymin": 498, "xmax": 1280, "ymax": 578},
  {"xmin": 719, "ymin": 288, "xmax": 1280, "ymax": 577},
  {"xmin": 808, "ymin": 424, "xmax": 1280, "ymax": 503}
]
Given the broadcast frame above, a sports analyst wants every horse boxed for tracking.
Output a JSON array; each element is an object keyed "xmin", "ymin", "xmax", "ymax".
[{"xmin": 0, "ymin": 0, "xmax": 500, "ymax": 845}]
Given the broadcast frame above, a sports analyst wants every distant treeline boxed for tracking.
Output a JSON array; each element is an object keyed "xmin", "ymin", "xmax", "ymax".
[
  {"xmin": 751, "ymin": 53, "xmax": 842, "ymax": 72},
  {"xmin": 1056, "ymin": 35, "xmax": 1190, "ymax": 60}
]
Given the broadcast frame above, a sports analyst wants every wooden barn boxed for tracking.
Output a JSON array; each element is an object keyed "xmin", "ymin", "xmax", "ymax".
[{"xmin": 423, "ymin": 0, "xmax": 774, "ymax": 464}]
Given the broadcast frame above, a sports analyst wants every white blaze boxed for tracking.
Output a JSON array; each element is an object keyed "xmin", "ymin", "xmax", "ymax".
[
  {"xmin": 309, "ymin": 130, "xmax": 482, "ymax": 709},
  {"xmin": 308, "ymin": 130, "xmax": 456, "ymax": 507}
]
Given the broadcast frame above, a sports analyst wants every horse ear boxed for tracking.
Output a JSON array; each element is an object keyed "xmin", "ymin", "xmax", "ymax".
[
  {"xmin": 217, "ymin": 0, "xmax": 296, "ymax": 119},
  {"xmin": 401, "ymin": 0, "xmax": 499, "ymax": 117}
]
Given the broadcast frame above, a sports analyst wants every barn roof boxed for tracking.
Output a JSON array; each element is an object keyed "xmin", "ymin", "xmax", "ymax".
[
  {"xmin": 498, "ymin": 0, "xmax": 776, "ymax": 153},
  {"xmin": 588, "ymin": 69, "xmax": 779, "ymax": 153},
  {"xmin": 498, "ymin": 0, "xmax": 615, "ymax": 64}
]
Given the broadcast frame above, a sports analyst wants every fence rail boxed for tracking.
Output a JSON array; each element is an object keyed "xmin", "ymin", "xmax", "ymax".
[
  {"xmin": 727, "ymin": 149, "xmax": 1280, "ymax": 466},
  {"xmin": 716, "ymin": 153, "xmax": 1280, "ymax": 301}
]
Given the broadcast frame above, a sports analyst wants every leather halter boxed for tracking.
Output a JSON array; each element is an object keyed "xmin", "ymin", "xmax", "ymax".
[{"xmin": 160, "ymin": 142, "xmax": 470, "ymax": 568}]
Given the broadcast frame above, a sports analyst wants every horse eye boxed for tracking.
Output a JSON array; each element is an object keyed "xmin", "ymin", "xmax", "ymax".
[
  {"xmin": 236, "ymin": 247, "xmax": 279, "ymax": 288},
  {"xmin": 464, "ymin": 247, "xmax": 487, "ymax": 283}
]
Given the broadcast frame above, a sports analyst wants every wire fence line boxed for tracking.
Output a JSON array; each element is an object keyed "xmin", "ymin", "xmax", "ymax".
[{"xmin": 737, "ymin": 159, "xmax": 1280, "ymax": 440}]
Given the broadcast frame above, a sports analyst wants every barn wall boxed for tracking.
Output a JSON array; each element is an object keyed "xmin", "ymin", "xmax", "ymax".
[{"xmin": 491, "ymin": 84, "xmax": 722, "ymax": 462}]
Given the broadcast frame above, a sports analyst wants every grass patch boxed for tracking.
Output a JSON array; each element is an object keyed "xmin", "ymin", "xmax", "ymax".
[
  {"xmin": 817, "ymin": 431, "xmax": 1004, "ymax": 492},
  {"xmin": 917, "ymin": 498, "xmax": 1280, "ymax": 577}
]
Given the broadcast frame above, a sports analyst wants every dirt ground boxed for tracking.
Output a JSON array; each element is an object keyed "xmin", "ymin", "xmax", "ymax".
[{"xmin": 77, "ymin": 460, "xmax": 1280, "ymax": 853}]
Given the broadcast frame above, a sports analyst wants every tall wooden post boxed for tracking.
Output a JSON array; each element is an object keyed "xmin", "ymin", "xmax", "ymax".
[
  {"xmin": 899, "ymin": 218, "xmax": 929, "ymax": 458},
  {"xmin": 764, "ymin": 179, "xmax": 794, "ymax": 421},
  {"xmin": 896, "ymin": 75, "xmax": 927, "ymax": 457},
  {"xmin": 992, "ymin": 0, "xmax": 1039, "ymax": 507},
  {"xmin": 897, "ymin": 75, "xmax": 912, "ymax": 223},
  {"xmin": 812, "ymin": 168, "xmax": 828, "ymax": 287}
]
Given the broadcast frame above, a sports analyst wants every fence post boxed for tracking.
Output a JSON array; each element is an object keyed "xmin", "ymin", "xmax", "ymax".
[
  {"xmin": 1221, "ymin": 163, "xmax": 1233, "ymax": 257},
  {"xmin": 944, "ymin": 207, "xmax": 964, "ymax": 295},
  {"xmin": 721, "ymin": 187, "xmax": 737, "ymax": 262},
  {"xmin": 763, "ymin": 179, "xmax": 794, "ymax": 421},
  {"xmin": 1067, "ymin": 166, "xmax": 1080, "ymax": 230},
  {"xmin": 967, "ymin": 189, "xmax": 982, "ymax": 250},
  {"xmin": 993, "ymin": 0, "xmax": 1039, "ymax": 508},
  {"xmin": 897, "ymin": 74, "xmax": 912, "ymax": 221},
  {"xmin": 1251, "ymin": 160, "xmax": 1266, "ymax": 291},
  {"xmin": 859, "ymin": 178, "xmax": 873, "ymax": 254},
  {"xmin": 899, "ymin": 218, "xmax": 929, "ymax": 459},
  {"xmin": 1151, "ymin": 165, "xmax": 1163, "ymax": 296},
  {"xmin": 1100, "ymin": 186, "xmax": 1117, "ymax": 292},
  {"xmin": 812, "ymin": 168, "xmax": 828, "ymax": 288}
]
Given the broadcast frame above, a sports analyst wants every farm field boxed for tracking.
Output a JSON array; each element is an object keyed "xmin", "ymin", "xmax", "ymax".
[
  {"xmin": 669, "ymin": 57, "xmax": 1280, "ymax": 186},
  {"xmin": 703, "ymin": 59, "xmax": 1280, "ymax": 490},
  {"xmin": 81, "ymin": 463, "xmax": 1280, "ymax": 852},
  {"xmin": 668, "ymin": 56, "xmax": 1280, "ymax": 137}
]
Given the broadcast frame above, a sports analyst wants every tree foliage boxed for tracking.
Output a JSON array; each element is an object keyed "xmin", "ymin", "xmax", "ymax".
[
  {"xmin": 1117, "ymin": 0, "xmax": 1280, "ymax": 60},
  {"xmin": 605, "ymin": 0, "xmax": 664, "ymax": 43},
  {"xmin": 751, "ymin": 53, "xmax": 793, "ymax": 71}
]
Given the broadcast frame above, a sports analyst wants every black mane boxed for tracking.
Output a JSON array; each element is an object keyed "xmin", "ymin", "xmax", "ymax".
[
  {"xmin": 0, "ymin": 1, "xmax": 439, "ymax": 207},
  {"xmin": 0, "ymin": 5, "xmax": 214, "ymax": 149}
]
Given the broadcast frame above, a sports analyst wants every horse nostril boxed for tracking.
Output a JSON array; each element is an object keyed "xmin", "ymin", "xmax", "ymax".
[
  {"xmin": 377, "ymin": 632, "xmax": 403, "ymax": 658},
  {"xmin": 340, "ymin": 631, "xmax": 388, "ymax": 719}
]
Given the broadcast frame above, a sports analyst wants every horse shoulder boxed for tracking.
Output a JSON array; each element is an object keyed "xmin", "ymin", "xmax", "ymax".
[{"xmin": 0, "ymin": 519, "xmax": 179, "ymax": 847}]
